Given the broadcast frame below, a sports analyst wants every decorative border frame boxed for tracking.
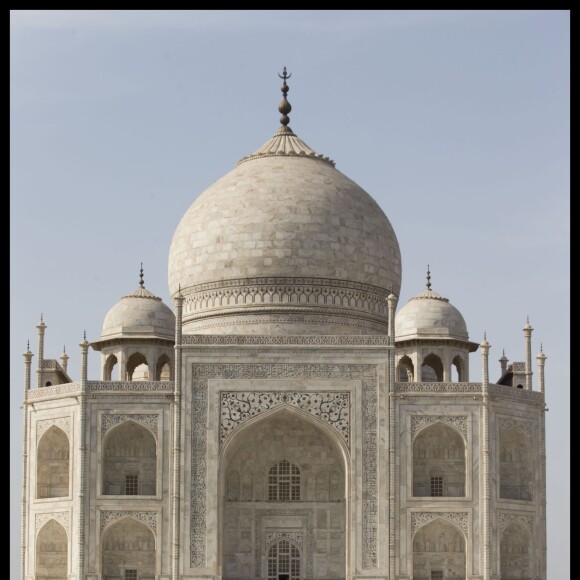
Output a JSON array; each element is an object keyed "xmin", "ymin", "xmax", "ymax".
[
  {"xmin": 220, "ymin": 391, "xmax": 350, "ymax": 447},
  {"xmin": 190, "ymin": 362, "xmax": 378, "ymax": 569}
]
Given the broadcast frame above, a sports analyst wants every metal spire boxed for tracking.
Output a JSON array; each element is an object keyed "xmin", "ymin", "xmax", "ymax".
[
  {"xmin": 139, "ymin": 263, "xmax": 145, "ymax": 288},
  {"xmin": 278, "ymin": 67, "xmax": 292, "ymax": 130},
  {"xmin": 426, "ymin": 265, "xmax": 432, "ymax": 290}
]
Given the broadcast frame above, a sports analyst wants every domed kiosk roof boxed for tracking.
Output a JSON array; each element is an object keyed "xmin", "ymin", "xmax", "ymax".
[
  {"xmin": 95, "ymin": 267, "xmax": 175, "ymax": 344},
  {"xmin": 168, "ymin": 69, "xmax": 402, "ymax": 335},
  {"xmin": 395, "ymin": 268, "xmax": 476, "ymax": 347}
]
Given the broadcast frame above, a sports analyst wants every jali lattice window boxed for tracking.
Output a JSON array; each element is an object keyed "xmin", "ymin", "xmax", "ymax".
[
  {"xmin": 431, "ymin": 571, "xmax": 443, "ymax": 580},
  {"xmin": 268, "ymin": 460, "xmax": 300, "ymax": 501},
  {"xmin": 125, "ymin": 474, "xmax": 138, "ymax": 495},
  {"xmin": 430, "ymin": 476, "xmax": 443, "ymax": 497},
  {"xmin": 124, "ymin": 570, "xmax": 137, "ymax": 580},
  {"xmin": 267, "ymin": 539, "xmax": 301, "ymax": 579}
]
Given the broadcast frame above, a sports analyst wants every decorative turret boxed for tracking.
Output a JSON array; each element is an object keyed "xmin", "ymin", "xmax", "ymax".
[
  {"xmin": 394, "ymin": 267, "xmax": 479, "ymax": 382},
  {"xmin": 91, "ymin": 265, "xmax": 175, "ymax": 381}
]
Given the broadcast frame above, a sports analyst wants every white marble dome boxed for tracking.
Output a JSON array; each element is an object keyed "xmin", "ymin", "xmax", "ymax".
[
  {"xmin": 395, "ymin": 287, "xmax": 469, "ymax": 342},
  {"xmin": 100, "ymin": 285, "xmax": 175, "ymax": 341},
  {"xmin": 168, "ymin": 126, "xmax": 402, "ymax": 335}
]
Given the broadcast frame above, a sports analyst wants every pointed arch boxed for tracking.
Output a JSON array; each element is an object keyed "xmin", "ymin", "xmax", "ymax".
[
  {"xmin": 413, "ymin": 422, "xmax": 465, "ymax": 497},
  {"xmin": 104, "ymin": 354, "xmax": 118, "ymax": 381},
  {"xmin": 421, "ymin": 353, "xmax": 443, "ymax": 382},
  {"xmin": 220, "ymin": 406, "xmax": 348, "ymax": 579},
  {"xmin": 413, "ymin": 518, "xmax": 466, "ymax": 579},
  {"xmin": 267, "ymin": 458, "xmax": 301, "ymax": 501},
  {"xmin": 37, "ymin": 426, "xmax": 70, "ymax": 499},
  {"xmin": 500, "ymin": 427, "xmax": 533, "ymax": 500},
  {"xmin": 452, "ymin": 354, "xmax": 466, "ymax": 382},
  {"xmin": 102, "ymin": 421, "xmax": 157, "ymax": 496},
  {"xmin": 36, "ymin": 519, "xmax": 68, "ymax": 579},
  {"xmin": 101, "ymin": 516, "xmax": 156, "ymax": 579},
  {"xmin": 126, "ymin": 352, "xmax": 149, "ymax": 381},
  {"xmin": 500, "ymin": 520, "xmax": 533, "ymax": 579},
  {"xmin": 155, "ymin": 353, "xmax": 172, "ymax": 381},
  {"xmin": 267, "ymin": 537, "xmax": 302, "ymax": 580},
  {"xmin": 398, "ymin": 355, "xmax": 414, "ymax": 382}
]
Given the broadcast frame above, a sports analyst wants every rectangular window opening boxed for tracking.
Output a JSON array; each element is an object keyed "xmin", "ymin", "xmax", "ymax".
[
  {"xmin": 430, "ymin": 476, "xmax": 443, "ymax": 497},
  {"xmin": 125, "ymin": 474, "xmax": 139, "ymax": 495}
]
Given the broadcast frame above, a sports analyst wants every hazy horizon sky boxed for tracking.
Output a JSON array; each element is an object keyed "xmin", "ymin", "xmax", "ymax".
[{"xmin": 10, "ymin": 10, "xmax": 569, "ymax": 579}]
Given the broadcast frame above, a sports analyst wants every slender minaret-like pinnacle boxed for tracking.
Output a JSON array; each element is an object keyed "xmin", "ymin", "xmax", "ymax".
[
  {"xmin": 523, "ymin": 317, "xmax": 534, "ymax": 390},
  {"xmin": 278, "ymin": 66, "xmax": 293, "ymax": 133},
  {"xmin": 60, "ymin": 345, "xmax": 69, "ymax": 375},
  {"xmin": 536, "ymin": 343, "xmax": 547, "ymax": 394},
  {"xmin": 499, "ymin": 349, "xmax": 508, "ymax": 376},
  {"xmin": 36, "ymin": 314, "xmax": 47, "ymax": 388}
]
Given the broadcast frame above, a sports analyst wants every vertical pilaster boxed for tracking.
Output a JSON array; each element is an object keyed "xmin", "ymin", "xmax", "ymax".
[
  {"xmin": 480, "ymin": 334, "xmax": 491, "ymax": 580},
  {"xmin": 21, "ymin": 343, "xmax": 33, "ymax": 580},
  {"xmin": 78, "ymin": 333, "xmax": 90, "ymax": 580},
  {"xmin": 387, "ymin": 292, "xmax": 397, "ymax": 579},
  {"xmin": 172, "ymin": 290, "xmax": 184, "ymax": 580},
  {"xmin": 537, "ymin": 345, "xmax": 548, "ymax": 579},
  {"xmin": 36, "ymin": 315, "xmax": 46, "ymax": 388},
  {"xmin": 524, "ymin": 318, "xmax": 534, "ymax": 390}
]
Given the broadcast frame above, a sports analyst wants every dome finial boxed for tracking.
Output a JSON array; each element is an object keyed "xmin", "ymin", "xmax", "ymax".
[
  {"xmin": 139, "ymin": 262, "xmax": 145, "ymax": 288},
  {"xmin": 278, "ymin": 67, "xmax": 292, "ymax": 130},
  {"xmin": 426, "ymin": 264, "xmax": 432, "ymax": 290}
]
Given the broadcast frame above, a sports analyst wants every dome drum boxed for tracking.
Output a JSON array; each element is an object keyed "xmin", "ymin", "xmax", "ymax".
[{"xmin": 179, "ymin": 276, "xmax": 392, "ymax": 335}]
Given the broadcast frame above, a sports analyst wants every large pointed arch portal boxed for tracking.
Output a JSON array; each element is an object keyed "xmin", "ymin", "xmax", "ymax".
[{"xmin": 219, "ymin": 406, "xmax": 349, "ymax": 580}]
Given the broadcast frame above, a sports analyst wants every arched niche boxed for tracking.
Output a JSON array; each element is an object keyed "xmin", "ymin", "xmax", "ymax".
[
  {"xmin": 101, "ymin": 517, "xmax": 156, "ymax": 580},
  {"xmin": 36, "ymin": 519, "xmax": 68, "ymax": 579},
  {"xmin": 413, "ymin": 422, "xmax": 466, "ymax": 497},
  {"xmin": 104, "ymin": 354, "xmax": 118, "ymax": 381},
  {"xmin": 500, "ymin": 427, "xmax": 533, "ymax": 500},
  {"xmin": 267, "ymin": 537, "xmax": 302, "ymax": 580},
  {"xmin": 413, "ymin": 518, "xmax": 466, "ymax": 579},
  {"xmin": 102, "ymin": 421, "xmax": 157, "ymax": 496},
  {"xmin": 500, "ymin": 520, "xmax": 533, "ymax": 579},
  {"xmin": 452, "ymin": 354, "xmax": 465, "ymax": 382},
  {"xmin": 126, "ymin": 352, "xmax": 149, "ymax": 381},
  {"xmin": 155, "ymin": 353, "xmax": 171, "ymax": 380},
  {"xmin": 398, "ymin": 355, "xmax": 414, "ymax": 382},
  {"xmin": 37, "ymin": 426, "xmax": 70, "ymax": 499},
  {"xmin": 220, "ymin": 408, "xmax": 347, "ymax": 580},
  {"xmin": 421, "ymin": 353, "xmax": 443, "ymax": 382}
]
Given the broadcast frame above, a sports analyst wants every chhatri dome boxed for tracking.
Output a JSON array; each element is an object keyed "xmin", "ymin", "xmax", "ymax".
[
  {"xmin": 168, "ymin": 68, "xmax": 402, "ymax": 335},
  {"xmin": 395, "ymin": 266, "xmax": 470, "ymax": 342},
  {"xmin": 97, "ymin": 265, "xmax": 175, "ymax": 342}
]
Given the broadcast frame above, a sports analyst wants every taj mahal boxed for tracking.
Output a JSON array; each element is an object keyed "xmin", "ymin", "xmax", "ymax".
[{"xmin": 19, "ymin": 70, "xmax": 548, "ymax": 580}]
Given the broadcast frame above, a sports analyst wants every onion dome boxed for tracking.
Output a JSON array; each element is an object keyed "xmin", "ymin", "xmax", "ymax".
[
  {"xmin": 395, "ymin": 266, "xmax": 472, "ymax": 343},
  {"xmin": 168, "ymin": 68, "xmax": 402, "ymax": 335},
  {"xmin": 96, "ymin": 265, "xmax": 175, "ymax": 342}
]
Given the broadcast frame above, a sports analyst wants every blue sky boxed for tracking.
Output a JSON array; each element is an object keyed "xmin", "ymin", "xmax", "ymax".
[{"xmin": 10, "ymin": 10, "xmax": 569, "ymax": 578}]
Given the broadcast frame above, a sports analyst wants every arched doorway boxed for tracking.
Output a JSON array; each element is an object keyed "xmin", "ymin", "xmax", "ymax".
[
  {"xmin": 37, "ymin": 426, "xmax": 70, "ymax": 499},
  {"xmin": 101, "ymin": 517, "xmax": 156, "ymax": 579},
  {"xmin": 500, "ymin": 427, "xmax": 533, "ymax": 500},
  {"xmin": 267, "ymin": 537, "xmax": 301, "ymax": 580},
  {"xmin": 36, "ymin": 519, "xmax": 67, "ymax": 579},
  {"xmin": 220, "ymin": 408, "xmax": 348, "ymax": 579},
  {"xmin": 102, "ymin": 421, "xmax": 157, "ymax": 495},
  {"xmin": 500, "ymin": 520, "xmax": 533, "ymax": 579},
  {"xmin": 413, "ymin": 422, "xmax": 466, "ymax": 497},
  {"xmin": 413, "ymin": 518, "xmax": 466, "ymax": 579}
]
